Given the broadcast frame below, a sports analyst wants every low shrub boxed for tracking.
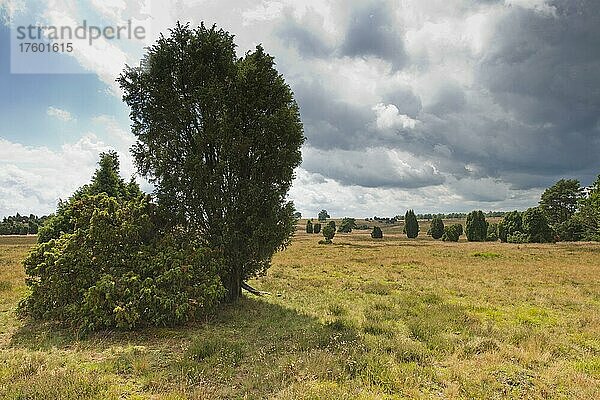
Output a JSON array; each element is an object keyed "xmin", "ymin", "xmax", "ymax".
[
  {"xmin": 313, "ymin": 223, "xmax": 321, "ymax": 234},
  {"xmin": 442, "ymin": 224, "xmax": 462, "ymax": 242},
  {"xmin": 486, "ymin": 223, "xmax": 499, "ymax": 241},
  {"xmin": 306, "ymin": 220, "xmax": 313, "ymax": 234},
  {"xmin": 321, "ymin": 225, "xmax": 335, "ymax": 244},
  {"xmin": 507, "ymin": 232, "xmax": 529, "ymax": 243},
  {"xmin": 371, "ymin": 226, "xmax": 383, "ymax": 239},
  {"xmin": 19, "ymin": 194, "xmax": 224, "ymax": 333},
  {"xmin": 429, "ymin": 217, "xmax": 444, "ymax": 240}
]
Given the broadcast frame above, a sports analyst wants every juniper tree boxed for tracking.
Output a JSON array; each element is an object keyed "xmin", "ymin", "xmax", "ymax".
[
  {"xmin": 466, "ymin": 210, "xmax": 487, "ymax": 242},
  {"xmin": 429, "ymin": 217, "xmax": 444, "ymax": 240},
  {"xmin": 119, "ymin": 23, "xmax": 304, "ymax": 301},
  {"xmin": 404, "ymin": 210, "xmax": 419, "ymax": 238}
]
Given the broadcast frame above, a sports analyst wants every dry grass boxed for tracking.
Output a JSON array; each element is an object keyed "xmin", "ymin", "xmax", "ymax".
[{"xmin": 0, "ymin": 230, "xmax": 599, "ymax": 399}]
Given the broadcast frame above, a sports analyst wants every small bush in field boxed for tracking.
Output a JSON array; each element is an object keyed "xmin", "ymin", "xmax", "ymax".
[
  {"xmin": 466, "ymin": 211, "xmax": 487, "ymax": 242},
  {"xmin": 442, "ymin": 224, "xmax": 462, "ymax": 242},
  {"xmin": 499, "ymin": 211, "xmax": 522, "ymax": 242},
  {"xmin": 371, "ymin": 226, "xmax": 383, "ymax": 239},
  {"xmin": 429, "ymin": 217, "xmax": 444, "ymax": 240},
  {"xmin": 486, "ymin": 223, "xmax": 499, "ymax": 241},
  {"xmin": 404, "ymin": 210, "xmax": 419, "ymax": 238},
  {"xmin": 522, "ymin": 207, "xmax": 554, "ymax": 243},
  {"xmin": 321, "ymin": 225, "xmax": 336, "ymax": 244},
  {"xmin": 306, "ymin": 220, "xmax": 313, "ymax": 234},
  {"xmin": 507, "ymin": 232, "xmax": 529, "ymax": 244},
  {"xmin": 313, "ymin": 223, "xmax": 321, "ymax": 234}
]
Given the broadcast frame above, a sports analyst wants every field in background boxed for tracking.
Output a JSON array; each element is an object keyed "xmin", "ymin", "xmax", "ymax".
[{"xmin": 0, "ymin": 231, "xmax": 599, "ymax": 399}]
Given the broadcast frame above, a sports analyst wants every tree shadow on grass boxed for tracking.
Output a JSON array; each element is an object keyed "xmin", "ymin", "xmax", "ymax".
[
  {"xmin": 8, "ymin": 297, "xmax": 352, "ymax": 349},
  {"xmin": 7, "ymin": 296, "xmax": 373, "ymax": 398},
  {"xmin": 6, "ymin": 292, "xmax": 489, "ymax": 398}
]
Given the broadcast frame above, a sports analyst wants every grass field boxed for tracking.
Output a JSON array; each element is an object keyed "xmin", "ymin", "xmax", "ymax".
[{"xmin": 1, "ymin": 229, "xmax": 599, "ymax": 399}]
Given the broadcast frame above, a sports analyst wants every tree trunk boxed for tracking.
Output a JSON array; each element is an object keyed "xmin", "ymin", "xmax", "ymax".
[{"xmin": 225, "ymin": 263, "xmax": 242, "ymax": 302}]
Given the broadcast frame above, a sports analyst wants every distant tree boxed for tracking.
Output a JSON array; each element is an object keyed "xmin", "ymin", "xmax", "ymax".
[
  {"xmin": 499, "ymin": 211, "xmax": 523, "ymax": 242},
  {"xmin": 318, "ymin": 210, "xmax": 330, "ymax": 221},
  {"xmin": 486, "ymin": 223, "xmax": 499, "ymax": 241},
  {"xmin": 119, "ymin": 23, "xmax": 304, "ymax": 302},
  {"xmin": 293, "ymin": 211, "xmax": 302, "ymax": 219},
  {"xmin": 371, "ymin": 226, "xmax": 383, "ymax": 239},
  {"xmin": 404, "ymin": 210, "xmax": 419, "ymax": 238},
  {"xmin": 555, "ymin": 217, "xmax": 585, "ymax": 242},
  {"xmin": 338, "ymin": 217, "xmax": 357, "ymax": 233},
  {"xmin": 497, "ymin": 221, "xmax": 507, "ymax": 242},
  {"xmin": 577, "ymin": 175, "xmax": 600, "ymax": 241},
  {"xmin": 455, "ymin": 223, "xmax": 463, "ymax": 237},
  {"xmin": 429, "ymin": 217, "xmax": 444, "ymax": 240},
  {"xmin": 466, "ymin": 210, "xmax": 487, "ymax": 242},
  {"xmin": 313, "ymin": 223, "xmax": 321, "ymax": 234},
  {"xmin": 327, "ymin": 220, "xmax": 336, "ymax": 231},
  {"xmin": 539, "ymin": 179, "xmax": 583, "ymax": 227},
  {"xmin": 523, "ymin": 207, "xmax": 554, "ymax": 243},
  {"xmin": 306, "ymin": 220, "xmax": 313, "ymax": 234},
  {"xmin": 321, "ymin": 225, "xmax": 335, "ymax": 244},
  {"xmin": 507, "ymin": 232, "xmax": 529, "ymax": 243},
  {"xmin": 442, "ymin": 224, "xmax": 462, "ymax": 242}
]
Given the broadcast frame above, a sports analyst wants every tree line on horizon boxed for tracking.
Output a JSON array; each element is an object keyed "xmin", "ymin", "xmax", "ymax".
[
  {"xmin": 0, "ymin": 213, "xmax": 47, "ymax": 235},
  {"xmin": 304, "ymin": 175, "xmax": 600, "ymax": 244}
]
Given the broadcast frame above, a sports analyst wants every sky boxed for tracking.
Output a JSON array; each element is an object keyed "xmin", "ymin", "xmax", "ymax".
[{"xmin": 0, "ymin": 0, "xmax": 598, "ymax": 218}]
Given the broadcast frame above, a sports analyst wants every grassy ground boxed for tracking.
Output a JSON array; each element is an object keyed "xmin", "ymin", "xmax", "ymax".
[{"xmin": 0, "ymin": 230, "xmax": 599, "ymax": 399}]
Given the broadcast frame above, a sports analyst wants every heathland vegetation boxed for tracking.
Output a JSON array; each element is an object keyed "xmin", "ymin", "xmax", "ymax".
[{"xmin": 0, "ymin": 21, "xmax": 599, "ymax": 399}]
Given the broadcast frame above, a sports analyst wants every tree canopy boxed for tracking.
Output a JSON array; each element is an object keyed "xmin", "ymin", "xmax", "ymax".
[
  {"xmin": 429, "ymin": 217, "xmax": 444, "ymax": 240},
  {"xmin": 539, "ymin": 179, "xmax": 583, "ymax": 227},
  {"xmin": 466, "ymin": 210, "xmax": 487, "ymax": 242},
  {"xmin": 318, "ymin": 210, "xmax": 330, "ymax": 221},
  {"xmin": 118, "ymin": 23, "xmax": 304, "ymax": 301},
  {"xmin": 404, "ymin": 210, "xmax": 419, "ymax": 238}
]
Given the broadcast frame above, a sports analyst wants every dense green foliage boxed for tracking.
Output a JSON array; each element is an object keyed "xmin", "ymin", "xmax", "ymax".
[
  {"xmin": 20, "ymin": 194, "xmax": 223, "ymax": 332},
  {"xmin": 498, "ymin": 211, "xmax": 522, "ymax": 243},
  {"xmin": 37, "ymin": 151, "xmax": 142, "ymax": 244},
  {"xmin": 327, "ymin": 220, "xmax": 336, "ymax": 231},
  {"xmin": 338, "ymin": 217, "xmax": 357, "ymax": 233},
  {"xmin": 19, "ymin": 154, "xmax": 224, "ymax": 332},
  {"xmin": 465, "ymin": 211, "xmax": 487, "ymax": 242},
  {"xmin": 577, "ymin": 175, "xmax": 600, "ymax": 240},
  {"xmin": 486, "ymin": 223, "xmax": 499, "ymax": 241},
  {"xmin": 507, "ymin": 232, "xmax": 529, "ymax": 243},
  {"xmin": 119, "ymin": 23, "xmax": 304, "ymax": 301},
  {"xmin": 305, "ymin": 220, "xmax": 313, "ymax": 234},
  {"xmin": 442, "ymin": 224, "xmax": 462, "ymax": 242},
  {"xmin": 371, "ymin": 226, "xmax": 383, "ymax": 239},
  {"xmin": 0, "ymin": 214, "xmax": 47, "ymax": 235},
  {"xmin": 428, "ymin": 217, "xmax": 444, "ymax": 239},
  {"xmin": 539, "ymin": 179, "xmax": 583, "ymax": 227},
  {"xmin": 321, "ymin": 225, "xmax": 335, "ymax": 244},
  {"xmin": 318, "ymin": 210, "xmax": 330, "ymax": 221},
  {"xmin": 313, "ymin": 223, "xmax": 321, "ymax": 234},
  {"xmin": 522, "ymin": 207, "xmax": 554, "ymax": 243},
  {"xmin": 403, "ymin": 210, "xmax": 419, "ymax": 238}
]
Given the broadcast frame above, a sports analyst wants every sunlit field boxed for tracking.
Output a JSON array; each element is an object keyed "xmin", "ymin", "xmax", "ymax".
[{"xmin": 1, "ymin": 226, "xmax": 599, "ymax": 399}]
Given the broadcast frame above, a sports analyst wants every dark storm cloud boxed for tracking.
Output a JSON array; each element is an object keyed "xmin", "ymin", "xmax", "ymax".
[
  {"xmin": 425, "ymin": 83, "xmax": 466, "ymax": 116},
  {"xmin": 275, "ymin": 0, "xmax": 600, "ymax": 194},
  {"xmin": 276, "ymin": 0, "xmax": 407, "ymax": 69},
  {"xmin": 382, "ymin": 86, "xmax": 422, "ymax": 118},
  {"xmin": 293, "ymin": 79, "xmax": 374, "ymax": 150},
  {"xmin": 474, "ymin": 0, "xmax": 600, "ymax": 185},
  {"xmin": 340, "ymin": 0, "xmax": 406, "ymax": 69},
  {"xmin": 276, "ymin": 15, "xmax": 333, "ymax": 58},
  {"xmin": 302, "ymin": 147, "xmax": 445, "ymax": 189}
]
